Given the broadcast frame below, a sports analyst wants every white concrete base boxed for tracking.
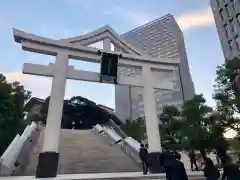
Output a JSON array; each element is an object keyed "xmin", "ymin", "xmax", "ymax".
[
  {"xmin": 0, "ymin": 163, "xmax": 13, "ymax": 176},
  {"xmin": 0, "ymin": 171, "xmax": 204, "ymax": 180}
]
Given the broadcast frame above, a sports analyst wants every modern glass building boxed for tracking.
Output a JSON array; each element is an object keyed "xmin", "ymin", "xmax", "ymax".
[
  {"xmin": 115, "ymin": 14, "xmax": 195, "ymax": 121},
  {"xmin": 210, "ymin": 0, "xmax": 240, "ymax": 60}
]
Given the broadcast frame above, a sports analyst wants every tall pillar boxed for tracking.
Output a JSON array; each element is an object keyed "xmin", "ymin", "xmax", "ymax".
[
  {"xmin": 142, "ymin": 66, "xmax": 163, "ymax": 173},
  {"xmin": 36, "ymin": 52, "xmax": 68, "ymax": 178}
]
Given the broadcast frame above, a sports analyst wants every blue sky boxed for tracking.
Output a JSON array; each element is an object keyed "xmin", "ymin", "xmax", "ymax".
[{"xmin": 0, "ymin": 0, "xmax": 224, "ymax": 109}]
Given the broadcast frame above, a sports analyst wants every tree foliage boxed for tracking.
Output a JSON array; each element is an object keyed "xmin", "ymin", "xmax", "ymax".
[
  {"xmin": 159, "ymin": 94, "xmax": 229, "ymax": 160},
  {"xmin": 39, "ymin": 96, "xmax": 121, "ymax": 129},
  {"xmin": 0, "ymin": 74, "xmax": 31, "ymax": 155},
  {"xmin": 213, "ymin": 58, "xmax": 240, "ymax": 133},
  {"xmin": 180, "ymin": 94, "xmax": 214, "ymax": 157},
  {"xmin": 120, "ymin": 117, "xmax": 146, "ymax": 141},
  {"xmin": 159, "ymin": 105, "xmax": 184, "ymax": 150}
]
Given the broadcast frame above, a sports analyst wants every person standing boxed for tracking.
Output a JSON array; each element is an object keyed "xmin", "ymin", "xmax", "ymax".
[
  {"xmin": 139, "ymin": 143, "xmax": 149, "ymax": 175},
  {"xmin": 159, "ymin": 148, "xmax": 175, "ymax": 180},
  {"xmin": 203, "ymin": 158, "xmax": 220, "ymax": 180},
  {"xmin": 170, "ymin": 152, "xmax": 188, "ymax": 180},
  {"xmin": 188, "ymin": 150, "xmax": 199, "ymax": 171},
  {"xmin": 222, "ymin": 156, "xmax": 240, "ymax": 180}
]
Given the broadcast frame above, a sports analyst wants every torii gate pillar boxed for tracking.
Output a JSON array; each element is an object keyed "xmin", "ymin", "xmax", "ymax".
[
  {"xmin": 13, "ymin": 27, "xmax": 179, "ymax": 178},
  {"xmin": 36, "ymin": 53, "xmax": 69, "ymax": 178}
]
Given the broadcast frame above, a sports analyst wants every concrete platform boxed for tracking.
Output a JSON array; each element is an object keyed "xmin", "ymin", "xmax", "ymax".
[{"xmin": 0, "ymin": 171, "xmax": 204, "ymax": 180}]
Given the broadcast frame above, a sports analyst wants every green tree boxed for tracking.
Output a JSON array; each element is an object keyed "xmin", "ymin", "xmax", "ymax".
[
  {"xmin": 159, "ymin": 105, "xmax": 184, "ymax": 150},
  {"xmin": 120, "ymin": 117, "xmax": 146, "ymax": 141},
  {"xmin": 206, "ymin": 112, "xmax": 230, "ymax": 163},
  {"xmin": 0, "ymin": 74, "xmax": 31, "ymax": 155},
  {"xmin": 159, "ymin": 95, "xmax": 222, "ymax": 159},
  {"xmin": 159, "ymin": 94, "xmax": 232, "ymax": 163},
  {"xmin": 213, "ymin": 58, "xmax": 240, "ymax": 133},
  {"xmin": 180, "ymin": 94, "xmax": 214, "ymax": 158}
]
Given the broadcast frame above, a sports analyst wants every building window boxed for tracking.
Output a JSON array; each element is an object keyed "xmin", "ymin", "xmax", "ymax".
[
  {"xmin": 237, "ymin": 14, "xmax": 240, "ymax": 25},
  {"xmin": 230, "ymin": 20, "xmax": 238, "ymax": 33},
  {"xmin": 236, "ymin": 36, "xmax": 240, "ymax": 50},
  {"xmin": 231, "ymin": 0, "xmax": 236, "ymax": 10},
  {"xmin": 225, "ymin": 4, "xmax": 232, "ymax": 17},
  {"xmin": 220, "ymin": 9, "xmax": 224, "ymax": 21},
  {"xmin": 229, "ymin": 40, "xmax": 233, "ymax": 51},
  {"xmin": 224, "ymin": 24, "xmax": 231, "ymax": 38}
]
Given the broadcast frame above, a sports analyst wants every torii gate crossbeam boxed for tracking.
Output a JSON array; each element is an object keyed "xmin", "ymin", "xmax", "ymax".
[{"xmin": 13, "ymin": 28, "xmax": 180, "ymax": 178}]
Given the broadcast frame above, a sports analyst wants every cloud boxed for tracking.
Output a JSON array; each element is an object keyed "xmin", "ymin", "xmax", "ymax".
[
  {"xmin": 4, "ymin": 72, "xmax": 22, "ymax": 82},
  {"xmin": 113, "ymin": 6, "xmax": 214, "ymax": 31},
  {"xmin": 176, "ymin": 8, "xmax": 215, "ymax": 30},
  {"xmin": 2, "ymin": 72, "xmax": 115, "ymax": 108}
]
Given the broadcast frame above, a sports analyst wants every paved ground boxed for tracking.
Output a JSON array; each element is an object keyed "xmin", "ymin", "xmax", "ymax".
[{"xmin": 0, "ymin": 172, "xmax": 205, "ymax": 180}]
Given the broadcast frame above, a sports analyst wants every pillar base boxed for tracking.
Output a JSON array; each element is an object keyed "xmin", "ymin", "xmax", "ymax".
[
  {"xmin": 36, "ymin": 152, "xmax": 59, "ymax": 178},
  {"xmin": 148, "ymin": 152, "xmax": 164, "ymax": 173},
  {"xmin": 0, "ymin": 163, "xmax": 13, "ymax": 176}
]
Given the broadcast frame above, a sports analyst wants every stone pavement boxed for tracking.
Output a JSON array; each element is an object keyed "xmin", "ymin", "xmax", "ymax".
[{"xmin": 0, "ymin": 172, "xmax": 205, "ymax": 180}]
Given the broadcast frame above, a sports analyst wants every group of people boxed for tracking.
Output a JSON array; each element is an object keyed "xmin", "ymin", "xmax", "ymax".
[{"xmin": 139, "ymin": 144, "xmax": 240, "ymax": 180}]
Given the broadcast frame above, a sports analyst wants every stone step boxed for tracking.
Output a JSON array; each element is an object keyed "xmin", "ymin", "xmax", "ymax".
[{"xmin": 19, "ymin": 128, "xmax": 140, "ymax": 175}]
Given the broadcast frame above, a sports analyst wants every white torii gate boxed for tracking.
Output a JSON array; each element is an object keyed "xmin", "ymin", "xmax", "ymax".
[{"xmin": 13, "ymin": 25, "xmax": 180, "ymax": 178}]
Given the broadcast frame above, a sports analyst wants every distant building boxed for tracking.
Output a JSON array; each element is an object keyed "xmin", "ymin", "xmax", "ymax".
[
  {"xmin": 210, "ymin": 0, "xmax": 240, "ymax": 60},
  {"xmin": 115, "ymin": 14, "xmax": 195, "ymax": 121},
  {"xmin": 24, "ymin": 97, "xmax": 44, "ymax": 117},
  {"xmin": 97, "ymin": 104, "xmax": 115, "ymax": 114},
  {"xmin": 24, "ymin": 97, "xmax": 115, "ymax": 120}
]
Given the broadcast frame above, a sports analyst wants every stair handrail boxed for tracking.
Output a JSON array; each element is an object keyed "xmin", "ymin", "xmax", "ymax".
[
  {"xmin": 109, "ymin": 119, "xmax": 128, "ymax": 138},
  {"xmin": 102, "ymin": 126, "xmax": 122, "ymax": 144},
  {"xmin": 120, "ymin": 137, "xmax": 142, "ymax": 166},
  {"xmin": 94, "ymin": 124, "xmax": 142, "ymax": 167},
  {"xmin": 13, "ymin": 124, "xmax": 43, "ymax": 176},
  {"xmin": 95, "ymin": 124, "xmax": 103, "ymax": 133},
  {"xmin": 11, "ymin": 122, "xmax": 37, "ymax": 166},
  {"xmin": 0, "ymin": 134, "xmax": 21, "ymax": 169},
  {"xmin": 124, "ymin": 137, "xmax": 141, "ymax": 153},
  {"xmin": 0, "ymin": 122, "xmax": 38, "ymax": 172}
]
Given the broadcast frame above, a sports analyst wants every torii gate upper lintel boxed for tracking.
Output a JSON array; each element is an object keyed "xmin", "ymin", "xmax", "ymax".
[
  {"xmin": 58, "ymin": 25, "xmax": 143, "ymax": 55},
  {"xmin": 13, "ymin": 27, "xmax": 180, "ymax": 178}
]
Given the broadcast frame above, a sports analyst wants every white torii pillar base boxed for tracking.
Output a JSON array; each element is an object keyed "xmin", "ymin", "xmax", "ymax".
[
  {"xmin": 142, "ymin": 66, "xmax": 163, "ymax": 173},
  {"xmin": 36, "ymin": 53, "xmax": 68, "ymax": 178}
]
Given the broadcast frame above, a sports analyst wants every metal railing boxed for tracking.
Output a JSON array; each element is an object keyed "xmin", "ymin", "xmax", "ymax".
[{"xmin": 93, "ymin": 124, "xmax": 141, "ymax": 167}]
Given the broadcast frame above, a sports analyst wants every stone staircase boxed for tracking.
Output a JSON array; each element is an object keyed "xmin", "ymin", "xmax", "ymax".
[{"xmin": 18, "ymin": 128, "xmax": 140, "ymax": 176}]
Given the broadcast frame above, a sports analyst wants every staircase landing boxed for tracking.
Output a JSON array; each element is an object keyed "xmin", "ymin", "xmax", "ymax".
[{"xmin": 0, "ymin": 171, "xmax": 205, "ymax": 180}]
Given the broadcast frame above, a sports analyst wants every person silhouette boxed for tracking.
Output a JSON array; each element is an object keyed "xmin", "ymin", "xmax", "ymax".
[
  {"xmin": 203, "ymin": 158, "xmax": 220, "ymax": 180},
  {"xmin": 188, "ymin": 150, "xmax": 199, "ymax": 171},
  {"xmin": 159, "ymin": 148, "xmax": 175, "ymax": 180},
  {"xmin": 222, "ymin": 155, "xmax": 240, "ymax": 180},
  {"xmin": 139, "ymin": 143, "xmax": 149, "ymax": 175},
  {"xmin": 169, "ymin": 152, "xmax": 188, "ymax": 180}
]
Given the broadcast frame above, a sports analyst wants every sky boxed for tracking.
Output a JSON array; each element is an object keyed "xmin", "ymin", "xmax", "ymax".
[{"xmin": 0, "ymin": 0, "xmax": 225, "ymax": 109}]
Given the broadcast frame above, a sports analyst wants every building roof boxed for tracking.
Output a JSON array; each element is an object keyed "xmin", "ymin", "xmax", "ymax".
[
  {"xmin": 58, "ymin": 25, "xmax": 143, "ymax": 55},
  {"xmin": 97, "ymin": 104, "xmax": 114, "ymax": 112},
  {"xmin": 121, "ymin": 13, "xmax": 177, "ymax": 36},
  {"xmin": 24, "ymin": 97, "xmax": 44, "ymax": 112}
]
